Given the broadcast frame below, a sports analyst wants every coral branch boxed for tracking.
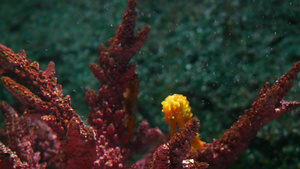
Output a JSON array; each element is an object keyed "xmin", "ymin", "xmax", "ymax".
[
  {"xmin": 0, "ymin": 141, "xmax": 26, "ymax": 168},
  {"xmin": 150, "ymin": 118, "xmax": 209, "ymax": 169},
  {"xmin": 1, "ymin": 0, "xmax": 299, "ymax": 168},
  {"xmin": 194, "ymin": 61, "xmax": 300, "ymax": 168},
  {"xmin": 85, "ymin": 0, "xmax": 158, "ymax": 168},
  {"xmin": 0, "ymin": 101, "xmax": 60, "ymax": 168},
  {"xmin": 0, "ymin": 45, "xmax": 91, "ymax": 140},
  {"xmin": 130, "ymin": 120, "xmax": 163, "ymax": 154},
  {"xmin": 86, "ymin": 0, "xmax": 150, "ymax": 137},
  {"xmin": 0, "ymin": 0, "xmax": 157, "ymax": 168}
]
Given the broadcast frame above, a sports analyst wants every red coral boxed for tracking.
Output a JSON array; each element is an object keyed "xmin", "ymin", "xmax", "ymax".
[
  {"xmin": 1, "ymin": 0, "xmax": 300, "ymax": 168},
  {"xmin": 0, "ymin": 44, "xmax": 97, "ymax": 168},
  {"xmin": 0, "ymin": 0, "xmax": 161, "ymax": 168},
  {"xmin": 149, "ymin": 61, "xmax": 300, "ymax": 168},
  {"xmin": 150, "ymin": 118, "xmax": 209, "ymax": 169},
  {"xmin": 0, "ymin": 101, "xmax": 60, "ymax": 168},
  {"xmin": 0, "ymin": 45, "xmax": 90, "ymax": 139},
  {"xmin": 86, "ymin": 0, "xmax": 150, "ymax": 137},
  {"xmin": 84, "ymin": 0, "xmax": 159, "ymax": 168},
  {"xmin": 191, "ymin": 61, "xmax": 300, "ymax": 169},
  {"xmin": 133, "ymin": 121, "xmax": 162, "ymax": 149}
]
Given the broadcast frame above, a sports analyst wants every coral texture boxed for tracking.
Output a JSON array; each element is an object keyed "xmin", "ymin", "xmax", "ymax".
[
  {"xmin": 0, "ymin": 0, "xmax": 300, "ymax": 168},
  {"xmin": 0, "ymin": 0, "xmax": 161, "ymax": 168},
  {"xmin": 151, "ymin": 61, "xmax": 300, "ymax": 168},
  {"xmin": 192, "ymin": 61, "xmax": 300, "ymax": 168}
]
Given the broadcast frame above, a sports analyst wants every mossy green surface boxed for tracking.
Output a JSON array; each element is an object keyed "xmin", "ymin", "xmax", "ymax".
[{"xmin": 1, "ymin": 0, "xmax": 300, "ymax": 168}]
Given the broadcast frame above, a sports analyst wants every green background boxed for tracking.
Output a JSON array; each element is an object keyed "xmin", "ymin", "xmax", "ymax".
[{"xmin": 1, "ymin": 0, "xmax": 300, "ymax": 168}]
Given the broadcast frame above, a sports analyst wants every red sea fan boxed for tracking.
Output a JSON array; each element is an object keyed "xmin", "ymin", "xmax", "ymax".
[
  {"xmin": 1, "ymin": 0, "xmax": 300, "ymax": 168},
  {"xmin": 0, "ymin": 0, "xmax": 162, "ymax": 168},
  {"xmin": 150, "ymin": 61, "xmax": 300, "ymax": 168}
]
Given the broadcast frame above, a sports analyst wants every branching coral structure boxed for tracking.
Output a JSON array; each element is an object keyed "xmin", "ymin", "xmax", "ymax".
[
  {"xmin": 0, "ymin": 0, "xmax": 300, "ymax": 168},
  {"xmin": 152, "ymin": 62, "xmax": 300, "ymax": 168},
  {"xmin": 0, "ymin": 0, "xmax": 162, "ymax": 168}
]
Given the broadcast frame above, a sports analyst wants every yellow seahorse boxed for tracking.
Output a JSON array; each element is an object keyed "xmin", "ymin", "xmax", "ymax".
[{"xmin": 162, "ymin": 94, "xmax": 205, "ymax": 150}]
